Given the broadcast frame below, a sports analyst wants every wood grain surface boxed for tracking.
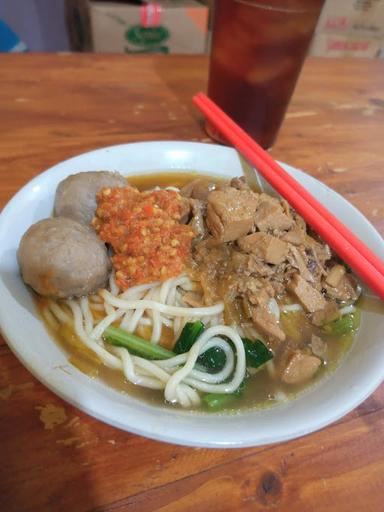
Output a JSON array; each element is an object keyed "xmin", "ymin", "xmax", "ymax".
[{"xmin": 0, "ymin": 54, "xmax": 383, "ymax": 512}]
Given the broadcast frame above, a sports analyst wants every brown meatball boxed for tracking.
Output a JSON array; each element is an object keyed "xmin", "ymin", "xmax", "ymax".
[
  {"xmin": 54, "ymin": 171, "xmax": 127, "ymax": 225},
  {"xmin": 18, "ymin": 217, "xmax": 111, "ymax": 298}
]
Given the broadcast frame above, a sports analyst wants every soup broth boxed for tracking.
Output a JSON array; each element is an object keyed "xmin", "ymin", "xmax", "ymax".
[{"xmin": 35, "ymin": 172, "xmax": 361, "ymax": 412}]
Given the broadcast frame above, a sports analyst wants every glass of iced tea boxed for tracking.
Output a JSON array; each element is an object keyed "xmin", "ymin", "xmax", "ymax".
[{"xmin": 206, "ymin": 0, "xmax": 325, "ymax": 148}]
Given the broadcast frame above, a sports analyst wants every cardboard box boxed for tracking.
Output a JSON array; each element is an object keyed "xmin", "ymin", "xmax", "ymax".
[
  {"xmin": 310, "ymin": 32, "xmax": 382, "ymax": 58},
  {"xmin": 75, "ymin": 0, "xmax": 209, "ymax": 53},
  {"xmin": 316, "ymin": 0, "xmax": 384, "ymax": 38},
  {"xmin": 309, "ymin": 0, "xmax": 384, "ymax": 57}
]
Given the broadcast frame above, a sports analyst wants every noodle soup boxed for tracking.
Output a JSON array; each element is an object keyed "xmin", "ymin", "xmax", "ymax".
[{"xmin": 25, "ymin": 171, "xmax": 362, "ymax": 412}]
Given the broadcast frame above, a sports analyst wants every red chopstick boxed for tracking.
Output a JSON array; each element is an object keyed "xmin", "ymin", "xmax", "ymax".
[{"xmin": 193, "ymin": 92, "xmax": 384, "ymax": 300}]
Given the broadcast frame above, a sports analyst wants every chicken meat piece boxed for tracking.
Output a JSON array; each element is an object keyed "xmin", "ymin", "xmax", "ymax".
[
  {"xmin": 288, "ymin": 273, "xmax": 327, "ymax": 313},
  {"xmin": 305, "ymin": 235, "xmax": 332, "ymax": 265},
  {"xmin": 324, "ymin": 273, "xmax": 359, "ymax": 303},
  {"xmin": 281, "ymin": 225, "xmax": 306, "ymax": 245},
  {"xmin": 252, "ymin": 305, "xmax": 286, "ymax": 341},
  {"xmin": 325, "ymin": 264, "xmax": 346, "ymax": 288},
  {"xmin": 254, "ymin": 195, "xmax": 293, "ymax": 233},
  {"xmin": 311, "ymin": 302, "xmax": 340, "ymax": 326},
  {"xmin": 310, "ymin": 335, "xmax": 328, "ymax": 360},
  {"xmin": 180, "ymin": 178, "xmax": 217, "ymax": 201},
  {"xmin": 206, "ymin": 187, "xmax": 259, "ymax": 242},
  {"xmin": 287, "ymin": 245, "xmax": 315, "ymax": 283},
  {"xmin": 238, "ymin": 232, "xmax": 288, "ymax": 265},
  {"xmin": 179, "ymin": 196, "xmax": 192, "ymax": 224},
  {"xmin": 230, "ymin": 176, "xmax": 251, "ymax": 191},
  {"xmin": 189, "ymin": 198, "xmax": 207, "ymax": 238},
  {"xmin": 281, "ymin": 351, "xmax": 321, "ymax": 384},
  {"xmin": 182, "ymin": 291, "xmax": 204, "ymax": 308}
]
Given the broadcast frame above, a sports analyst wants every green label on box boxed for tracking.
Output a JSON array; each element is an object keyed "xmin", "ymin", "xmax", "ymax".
[
  {"xmin": 126, "ymin": 25, "xmax": 169, "ymax": 47},
  {"xmin": 124, "ymin": 46, "xmax": 169, "ymax": 54}
]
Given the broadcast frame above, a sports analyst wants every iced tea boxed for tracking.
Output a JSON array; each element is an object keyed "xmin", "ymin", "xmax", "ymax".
[{"xmin": 207, "ymin": 0, "xmax": 325, "ymax": 148}]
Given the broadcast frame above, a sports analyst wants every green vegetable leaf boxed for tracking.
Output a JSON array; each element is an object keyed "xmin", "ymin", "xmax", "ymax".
[
  {"xmin": 242, "ymin": 338, "xmax": 273, "ymax": 368},
  {"xmin": 174, "ymin": 321, "xmax": 205, "ymax": 354},
  {"xmin": 198, "ymin": 346, "xmax": 227, "ymax": 373},
  {"xmin": 103, "ymin": 325, "xmax": 175, "ymax": 360},
  {"xmin": 174, "ymin": 321, "xmax": 227, "ymax": 373}
]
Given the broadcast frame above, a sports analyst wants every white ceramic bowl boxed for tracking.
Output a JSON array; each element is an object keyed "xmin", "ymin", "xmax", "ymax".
[{"xmin": 0, "ymin": 141, "xmax": 383, "ymax": 448}]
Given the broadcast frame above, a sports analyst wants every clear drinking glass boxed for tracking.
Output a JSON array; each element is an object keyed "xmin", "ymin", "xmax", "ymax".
[{"xmin": 206, "ymin": 0, "xmax": 325, "ymax": 149}]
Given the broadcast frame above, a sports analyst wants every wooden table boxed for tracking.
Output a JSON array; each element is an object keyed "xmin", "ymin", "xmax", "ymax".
[{"xmin": 1, "ymin": 54, "xmax": 383, "ymax": 512}]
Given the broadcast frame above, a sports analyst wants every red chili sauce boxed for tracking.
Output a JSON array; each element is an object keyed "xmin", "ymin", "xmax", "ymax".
[{"xmin": 92, "ymin": 186, "xmax": 195, "ymax": 290}]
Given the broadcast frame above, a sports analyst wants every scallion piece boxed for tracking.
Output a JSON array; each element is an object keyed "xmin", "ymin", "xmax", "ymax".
[
  {"xmin": 202, "ymin": 393, "xmax": 236, "ymax": 409},
  {"xmin": 202, "ymin": 379, "xmax": 246, "ymax": 410},
  {"xmin": 323, "ymin": 312, "xmax": 359, "ymax": 336}
]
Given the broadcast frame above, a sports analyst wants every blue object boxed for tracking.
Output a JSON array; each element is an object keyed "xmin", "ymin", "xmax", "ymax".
[{"xmin": 0, "ymin": 19, "xmax": 27, "ymax": 52}]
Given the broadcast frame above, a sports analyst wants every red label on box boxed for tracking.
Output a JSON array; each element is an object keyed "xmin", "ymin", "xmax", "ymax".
[
  {"xmin": 325, "ymin": 17, "xmax": 350, "ymax": 30},
  {"xmin": 140, "ymin": 3, "xmax": 163, "ymax": 28},
  {"xmin": 327, "ymin": 38, "xmax": 371, "ymax": 51}
]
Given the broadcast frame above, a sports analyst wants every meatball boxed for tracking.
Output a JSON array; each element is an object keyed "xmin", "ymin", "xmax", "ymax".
[
  {"xmin": 18, "ymin": 217, "xmax": 111, "ymax": 298},
  {"xmin": 54, "ymin": 171, "xmax": 127, "ymax": 225}
]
